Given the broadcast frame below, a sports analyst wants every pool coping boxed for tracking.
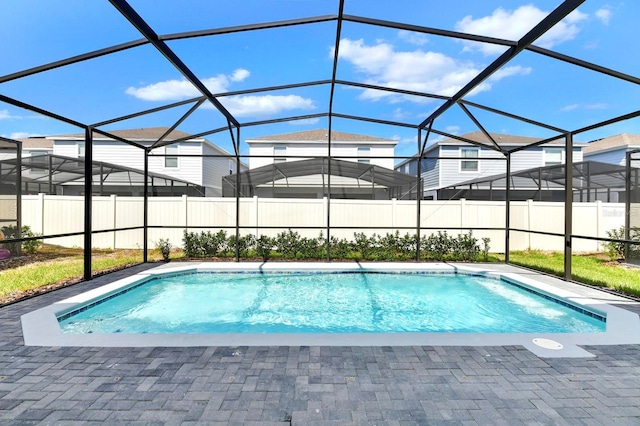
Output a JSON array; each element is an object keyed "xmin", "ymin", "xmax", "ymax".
[{"xmin": 21, "ymin": 262, "xmax": 640, "ymax": 358}]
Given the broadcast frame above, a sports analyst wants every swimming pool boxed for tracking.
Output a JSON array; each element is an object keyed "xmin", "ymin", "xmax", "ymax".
[
  {"xmin": 21, "ymin": 262, "xmax": 640, "ymax": 357},
  {"xmin": 56, "ymin": 271, "xmax": 605, "ymax": 335}
]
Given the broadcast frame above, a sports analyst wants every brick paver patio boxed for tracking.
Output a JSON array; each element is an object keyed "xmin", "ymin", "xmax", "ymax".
[{"xmin": 2, "ymin": 263, "xmax": 640, "ymax": 425}]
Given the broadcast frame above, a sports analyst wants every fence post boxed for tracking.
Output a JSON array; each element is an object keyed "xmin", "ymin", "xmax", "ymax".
[
  {"xmin": 460, "ymin": 198, "xmax": 465, "ymax": 234},
  {"xmin": 182, "ymin": 194, "xmax": 188, "ymax": 232},
  {"xmin": 391, "ymin": 197, "xmax": 396, "ymax": 229},
  {"xmin": 527, "ymin": 199, "xmax": 533, "ymax": 250},
  {"xmin": 253, "ymin": 196, "xmax": 259, "ymax": 237},
  {"xmin": 37, "ymin": 193, "xmax": 45, "ymax": 236},
  {"xmin": 111, "ymin": 194, "xmax": 117, "ymax": 249},
  {"xmin": 596, "ymin": 200, "xmax": 602, "ymax": 252}
]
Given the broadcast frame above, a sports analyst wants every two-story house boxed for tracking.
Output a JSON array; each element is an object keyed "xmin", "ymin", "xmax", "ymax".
[
  {"xmin": 46, "ymin": 127, "xmax": 245, "ymax": 196},
  {"xmin": 231, "ymin": 129, "xmax": 416, "ymax": 199},
  {"xmin": 395, "ymin": 132, "xmax": 586, "ymax": 200},
  {"xmin": 583, "ymin": 133, "xmax": 640, "ymax": 166}
]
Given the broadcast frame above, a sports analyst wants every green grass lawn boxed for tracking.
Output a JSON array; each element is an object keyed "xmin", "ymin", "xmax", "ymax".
[
  {"xmin": 0, "ymin": 246, "xmax": 165, "ymax": 303},
  {"xmin": 2, "ymin": 245, "xmax": 639, "ymax": 305},
  {"xmin": 502, "ymin": 250, "xmax": 640, "ymax": 297}
]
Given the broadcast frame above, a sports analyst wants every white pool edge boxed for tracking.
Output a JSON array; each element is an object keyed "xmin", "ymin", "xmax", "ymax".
[{"xmin": 21, "ymin": 262, "xmax": 640, "ymax": 358}]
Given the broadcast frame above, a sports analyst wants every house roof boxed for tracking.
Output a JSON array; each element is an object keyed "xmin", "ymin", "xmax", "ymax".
[
  {"xmin": 14, "ymin": 137, "xmax": 54, "ymax": 149},
  {"xmin": 246, "ymin": 129, "xmax": 396, "ymax": 144},
  {"xmin": 49, "ymin": 127, "xmax": 199, "ymax": 142},
  {"xmin": 430, "ymin": 131, "xmax": 584, "ymax": 148},
  {"xmin": 583, "ymin": 133, "xmax": 640, "ymax": 155}
]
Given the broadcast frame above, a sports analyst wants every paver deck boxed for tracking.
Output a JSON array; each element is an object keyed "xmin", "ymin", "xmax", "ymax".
[{"xmin": 2, "ymin": 263, "xmax": 640, "ymax": 425}]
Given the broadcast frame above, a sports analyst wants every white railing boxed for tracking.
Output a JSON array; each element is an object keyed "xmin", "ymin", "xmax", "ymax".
[{"xmin": 20, "ymin": 194, "xmax": 626, "ymax": 253}]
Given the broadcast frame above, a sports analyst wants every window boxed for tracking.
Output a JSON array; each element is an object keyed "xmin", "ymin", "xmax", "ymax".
[
  {"xmin": 544, "ymin": 148, "xmax": 563, "ymax": 166},
  {"xmin": 77, "ymin": 142, "xmax": 85, "ymax": 158},
  {"xmin": 228, "ymin": 159, "xmax": 234, "ymax": 175},
  {"xmin": 25, "ymin": 151, "xmax": 47, "ymax": 175},
  {"xmin": 460, "ymin": 147, "xmax": 479, "ymax": 172},
  {"xmin": 357, "ymin": 146, "xmax": 370, "ymax": 164},
  {"xmin": 165, "ymin": 144, "xmax": 178, "ymax": 168},
  {"xmin": 274, "ymin": 146, "xmax": 286, "ymax": 163}
]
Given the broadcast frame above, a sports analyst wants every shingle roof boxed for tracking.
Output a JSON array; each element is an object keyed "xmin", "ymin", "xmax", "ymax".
[
  {"xmin": 246, "ymin": 129, "xmax": 395, "ymax": 143},
  {"xmin": 436, "ymin": 131, "xmax": 568, "ymax": 146},
  {"xmin": 15, "ymin": 137, "xmax": 54, "ymax": 149},
  {"xmin": 583, "ymin": 133, "xmax": 640, "ymax": 154},
  {"xmin": 50, "ymin": 127, "xmax": 198, "ymax": 141}
]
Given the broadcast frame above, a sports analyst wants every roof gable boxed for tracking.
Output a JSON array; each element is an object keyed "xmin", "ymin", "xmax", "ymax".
[
  {"xmin": 246, "ymin": 129, "xmax": 396, "ymax": 144},
  {"xmin": 49, "ymin": 127, "xmax": 199, "ymax": 142},
  {"xmin": 583, "ymin": 133, "xmax": 640, "ymax": 154}
]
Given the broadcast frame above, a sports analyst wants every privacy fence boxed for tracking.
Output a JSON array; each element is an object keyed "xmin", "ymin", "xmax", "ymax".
[{"xmin": 19, "ymin": 194, "xmax": 627, "ymax": 253}]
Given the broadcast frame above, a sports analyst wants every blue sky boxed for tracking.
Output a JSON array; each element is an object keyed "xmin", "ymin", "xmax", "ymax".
[{"xmin": 1, "ymin": 0, "xmax": 639, "ymax": 159}]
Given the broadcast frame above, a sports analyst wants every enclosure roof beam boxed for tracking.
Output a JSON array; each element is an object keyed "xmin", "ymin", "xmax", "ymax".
[
  {"xmin": 457, "ymin": 103, "xmax": 504, "ymax": 154},
  {"xmin": 152, "ymin": 99, "xmax": 207, "ymax": 149},
  {"xmin": 459, "ymin": 100, "xmax": 567, "ymax": 133},
  {"xmin": 161, "ymin": 15, "xmax": 338, "ymax": 41},
  {"xmin": 418, "ymin": 0, "xmax": 586, "ymax": 130},
  {"xmin": 0, "ymin": 94, "xmax": 86, "ymax": 129},
  {"xmin": 0, "ymin": 39, "xmax": 147, "ymax": 84},
  {"xmin": 240, "ymin": 113, "xmax": 329, "ymax": 128},
  {"xmin": 91, "ymin": 97, "xmax": 203, "ymax": 128},
  {"xmin": 336, "ymin": 79, "xmax": 449, "ymax": 101},
  {"xmin": 527, "ymin": 45, "xmax": 640, "ymax": 86},
  {"xmin": 109, "ymin": 0, "xmax": 240, "ymax": 127},
  {"xmin": 91, "ymin": 128, "xmax": 146, "ymax": 150},
  {"xmin": 343, "ymin": 15, "xmax": 517, "ymax": 47}
]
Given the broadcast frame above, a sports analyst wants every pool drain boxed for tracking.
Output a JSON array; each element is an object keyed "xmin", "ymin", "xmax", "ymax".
[{"xmin": 532, "ymin": 338, "xmax": 563, "ymax": 350}]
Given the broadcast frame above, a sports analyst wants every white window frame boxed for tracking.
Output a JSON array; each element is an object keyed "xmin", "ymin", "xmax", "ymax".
[
  {"xmin": 274, "ymin": 145, "xmax": 286, "ymax": 163},
  {"xmin": 228, "ymin": 159, "xmax": 234, "ymax": 175},
  {"xmin": 357, "ymin": 146, "xmax": 370, "ymax": 164},
  {"xmin": 544, "ymin": 148, "xmax": 564, "ymax": 166},
  {"xmin": 77, "ymin": 142, "xmax": 85, "ymax": 158},
  {"xmin": 25, "ymin": 151, "xmax": 47, "ymax": 175},
  {"xmin": 460, "ymin": 147, "xmax": 479, "ymax": 172},
  {"xmin": 165, "ymin": 144, "xmax": 178, "ymax": 168}
]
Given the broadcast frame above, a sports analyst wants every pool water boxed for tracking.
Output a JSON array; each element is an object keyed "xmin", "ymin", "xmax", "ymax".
[{"xmin": 58, "ymin": 272, "xmax": 605, "ymax": 334}]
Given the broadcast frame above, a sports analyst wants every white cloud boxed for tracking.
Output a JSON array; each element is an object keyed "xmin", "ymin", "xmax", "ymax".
[
  {"xmin": 125, "ymin": 68, "xmax": 250, "ymax": 101},
  {"xmin": 595, "ymin": 7, "xmax": 612, "ymax": 25},
  {"xmin": 336, "ymin": 38, "xmax": 530, "ymax": 102},
  {"xmin": 455, "ymin": 5, "xmax": 588, "ymax": 55},
  {"xmin": 126, "ymin": 68, "xmax": 315, "ymax": 118},
  {"xmin": 445, "ymin": 125, "xmax": 461, "ymax": 134},
  {"xmin": 10, "ymin": 132, "xmax": 40, "ymax": 139},
  {"xmin": 288, "ymin": 117, "xmax": 321, "ymax": 126},
  {"xmin": 0, "ymin": 109, "xmax": 21, "ymax": 120},
  {"xmin": 230, "ymin": 68, "xmax": 250, "ymax": 82},
  {"xmin": 220, "ymin": 95, "xmax": 315, "ymax": 118},
  {"xmin": 560, "ymin": 103, "xmax": 609, "ymax": 112},
  {"xmin": 398, "ymin": 30, "xmax": 428, "ymax": 46}
]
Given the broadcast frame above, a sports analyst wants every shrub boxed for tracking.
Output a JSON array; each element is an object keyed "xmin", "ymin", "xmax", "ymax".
[
  {"xmin": 482, "ymin": 237, "xmax": 491, "ymax": 261},
  {"xmin": 422, "ymin": 231, "xmax": 453, "ymax": 261},
  {"xmin": 182, "ymin": 230, "xmax": 202, "ymax": 258},
  {"xmin": 604, "ymin": 226, "xmax": 627, "ymax": 260},
  {"xmin": 452, "ymin": 231, "xmax": 480, "ymax": 261},
  {"xmin": 329, "ymin": 236, "xmax": 351, "ymax": 259},
  {"xmin": 0, "ymin": 225, "xmax": 42, "ymax": 255},
  {"xmin": 255, "ymin": 235, "xmax": 274, "ymax": 260},
  {"xmin": 155, "ymin": 238, "xmax": 172, "ymax": 261},
  {"xmin": 227, "ymin": 234, "xmax": 255, "ymax": 258}
]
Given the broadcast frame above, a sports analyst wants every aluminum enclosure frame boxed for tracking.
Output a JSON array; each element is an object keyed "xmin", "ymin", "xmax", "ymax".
[{"xmin": 0, "ymin": 0, "xmax": 638, "ymax": 282}]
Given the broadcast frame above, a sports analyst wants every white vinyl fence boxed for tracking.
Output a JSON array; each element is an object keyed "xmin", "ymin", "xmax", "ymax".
[{"xmin": 20, "ymin": 194, "xmax": 626, "ymax": 253}]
